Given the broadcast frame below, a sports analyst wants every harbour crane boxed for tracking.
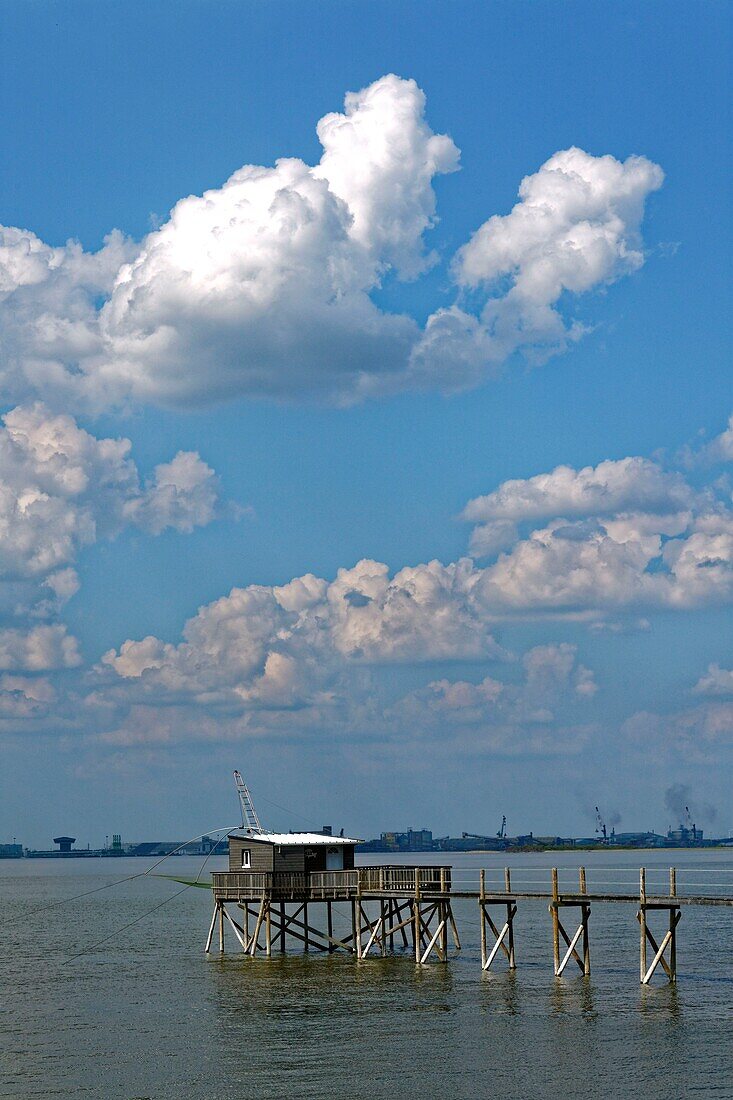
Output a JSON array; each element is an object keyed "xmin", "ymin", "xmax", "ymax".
[
  {"xmin": 497, "ymin": 815, "xmax": 507, "ymax": 839},
  {"xmin": 595, "ymin": 806, "xmax": 608, "ymax": 843},
  {"xmin": 233, "ymin": 770, "xmax": 264, "ymax": 834},
  {"xmin": 684, "ymin": 805, "xmax": 698, "ymax": 841}
]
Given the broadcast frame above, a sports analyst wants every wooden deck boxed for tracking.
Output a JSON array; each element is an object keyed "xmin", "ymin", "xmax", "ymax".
[{"xmin": 211, "ymin": 865, "xmax": 451, "ymax": 901}]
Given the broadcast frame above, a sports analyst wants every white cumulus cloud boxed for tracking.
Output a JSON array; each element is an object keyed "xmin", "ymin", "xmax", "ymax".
[
  {"xmin": 453, "ymin": 146, "xmax": 664, "ymax": 362},
  {"xmin": 0, "ymin": 403, "xmax": 222, "ymax": 626},
  {"xmin": 0, "ymin": 78, "xmax": 663, "ymax": 410}
]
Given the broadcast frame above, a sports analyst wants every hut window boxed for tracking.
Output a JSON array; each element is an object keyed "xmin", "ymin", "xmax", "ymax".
[{"xmin": 241, "ymin": 849, "xmax": 251, "ymax": 868}]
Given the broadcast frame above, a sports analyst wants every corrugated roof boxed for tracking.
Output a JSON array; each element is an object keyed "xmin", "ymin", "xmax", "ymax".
[{"xmin": 228, "ymin": 830, "xmax": 360, "ymax": 846}]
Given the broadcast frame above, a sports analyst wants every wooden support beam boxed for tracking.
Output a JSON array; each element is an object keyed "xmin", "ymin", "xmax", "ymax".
[
  {"xmin": 221, "ymin": 904, "xmax": 246, "ymax": 950},
  {"xmin": 639, "ymin": 868, "xmax": 647, "ymax": 983},
  {"xmin": 635, "ymin": 912, "xmax": 673, "ymax": 981},
  {"xmin": 551, "ymin": 868, "xmax": 560, "ymax": 975},
  {"xmin": 482, "ymin": 904, "xmax": 513, "ymax": 963},
  {"xmin": 249, "ymin": 898, "xmax": 267, "ymax": 957},
  {"xmin": 482, "ymin": 903, "xmax": 518, "ymax": 971},
  {"xmin": 638, "ymin": 906, "xmax": 681, "ymax": 984},
  {"xmin": 480, "ymin": 870, "xmax": 487, "ymax": 969},
  {"xmin": 642, "ymin": 911, "xmax": 681, "ymax": 984},
  {"xmin": 266, "ymin": 913, "xmax": 331, "ymax": 953},
  {"xmin": 420, "ymin": 917, "xmax": 447, "ymax": 964},
  {"xmin": 218, "ymin": 901, "xmax": 225, "ymax": 954},
  {"xmin": 582, "ymin": 904, "xmax": 590, "ymax": 976},
  {"xmin": 204, "ymin": 905, "xmax": 218, "ymax": 954},
  {"xmin": 555, "ymin": 913, "xmax": 586, "ymax": 974},
  {"xmin": 557, "ymin": 921, "xmax": 585, "ymax": 977}
]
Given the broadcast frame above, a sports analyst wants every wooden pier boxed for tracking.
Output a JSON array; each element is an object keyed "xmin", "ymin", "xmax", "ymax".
[
  {"xmin": 210, "ymin": 781, "xmax": 731, "ymax": 984},
  {"xmin": 208, "ymin": 861, "xmax": 733, "ymax": 983}
]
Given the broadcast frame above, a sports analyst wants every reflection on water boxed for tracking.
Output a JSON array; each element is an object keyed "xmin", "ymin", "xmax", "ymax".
[
  {"xmin": 480, "ymin": 968, "xmax": 521, "ymax": 1016},
  {"xmin": 639, "ymin": 980, "xmax": 682, "ymax": 1022},
  {"xmin": 549, "ymin": 975, "xmax": 598, "ymax": 1019},
  {"xmin": 1, "ymin": 852, "xmax": 731, "ymax": 1100}
]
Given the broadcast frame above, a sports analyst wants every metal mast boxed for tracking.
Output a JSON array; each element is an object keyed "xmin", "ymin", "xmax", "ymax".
[{"xmin": 233, "ymin": 770, "xmax": 264, "ymax": 834}]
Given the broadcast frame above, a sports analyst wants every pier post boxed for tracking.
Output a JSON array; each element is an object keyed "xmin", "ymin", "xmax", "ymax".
[
  {"xmin": 414, "ymin": 871, "xmax": 421, "ymax": 964},
  {"xmin": 218, "ymin": 901, "xmax": 225, "ymax": 954},
  {"xmin": 479, "ymin": 869, "xmax": 487, "ymax": 968},
  {"xmin": 505, "ymin": 868, "xmax": 516, "ymax": 968},
  {"xmin": 579, "ymin": 866, "xmax": 590, "ymax": 976},
  {"xmin": 639, "ymin": 868, "xmax": 647, "ymax": 982},
  {"xmin": 327, "ymin": 901, "xmax": 334, "ymax": 953},
  {"xmin": 204, "ymin": 904, "xmax": 218, "ymax": 953},
  {"xmin": 551, "ymin": 868, "xmax": 560, "ymax": 974}
]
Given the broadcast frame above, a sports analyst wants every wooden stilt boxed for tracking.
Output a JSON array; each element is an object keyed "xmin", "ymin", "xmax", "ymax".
[
  {"xmin": 327, "ymin": 901, "xmax": 334, "ymax": 953},
  {"xmin": 249, "ymin": 898, "xmax": 266, "ymax": 956},
  {"xmin": 218, "ymin": 901, "xmax": 225, "ymax": 954},
  {"xmin": 440, "ymin": 900, "xmax": 448, "ymax": 958},
  {"xmin": 551, "ymin": 868, "xmax": 560, "ymax": 975},
  {"xmin": 204, "ymin": 905, "xmax": 218, "ymax": 953},
  {"xmin": 280, "ymin": 903, "xmax": 286, "ymax": 952},
  {"xmin": 504, "ymin": 867, "xmax": 516, "ymax": 969},
  {"xmin": 303, "ymin": 901, "xmax": 309, "ymax": 952},
  {"xmin": 639, "ymin": 868, "xmax": 647, "ymax": 983},
  {"xmin": 669, "ymin": 904, "xmax": 677, "ymax": 982},
  {"xmin": 480, "ymin": 870, "xmax": 487, "ymax": 969}
]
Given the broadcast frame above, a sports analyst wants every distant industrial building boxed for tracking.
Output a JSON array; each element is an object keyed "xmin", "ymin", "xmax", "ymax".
[
  {"xmin": 0, "ymin": 843, "xmax": 22, "ymax": 859},
  {"xmin": 359, "ymin": 828, "xmax": 434, "ymax": 853}
]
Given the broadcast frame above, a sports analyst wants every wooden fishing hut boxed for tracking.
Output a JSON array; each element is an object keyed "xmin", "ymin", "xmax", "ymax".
[
  {"xmin": 207, "ymin": 774, "xmax": 733, "ymax": 980},
  {"xmin": 206, "ymin": 772, "xmax": 457, "ymax": 962}
]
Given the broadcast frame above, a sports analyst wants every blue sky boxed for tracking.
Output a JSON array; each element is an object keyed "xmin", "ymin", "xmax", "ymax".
[{"xmin": 0, "ymin": 1, "xmax": 731, "ymax": 846}]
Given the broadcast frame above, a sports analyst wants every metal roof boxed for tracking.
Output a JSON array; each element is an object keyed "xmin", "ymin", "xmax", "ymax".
[{"xmin": 228, "ymin": 831, "xmax": 361, "ymax": 846}]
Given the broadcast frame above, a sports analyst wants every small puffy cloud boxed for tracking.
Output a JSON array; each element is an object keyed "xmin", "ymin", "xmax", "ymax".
[
  {"xmin": 453, "ymin": 147, "xmax": 663, "ymax": 361},
  {"xmin": 123, "ymin": 451, "xmax": 219, "ymax": 535},
  {"xmin": 458, "ymin": 447, "xmax": 732, "ymax": 619},
  {"xmin": 0, "ymin": 79, "xmax": 662, "ymax": 410},
  {"xmin": 464, "ymin": 456, "xmax": 692, "ymax": 556},
  {"xmin": 0, "ymin": 624, "xmax": 80, "ymax": 670},
  {"xmin": 0, "ymin": 403, "xmax": 222, "ymax": 620},
  {"xmin": 693, "ymin": 664, "xmax": 733, "ymax": 696}
]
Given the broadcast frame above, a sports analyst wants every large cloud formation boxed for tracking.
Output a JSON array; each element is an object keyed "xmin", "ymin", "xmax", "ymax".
[
  {"xmin": 1, "ymin": 416, "xmax": 730, "ymax": 757},
  {"xmin": 81, "ymin": 416, "xmax": 731, "ymax": 753},
  {"xmin": 0, "ymin": 76, "xmax": 663, "ymax": 410}
]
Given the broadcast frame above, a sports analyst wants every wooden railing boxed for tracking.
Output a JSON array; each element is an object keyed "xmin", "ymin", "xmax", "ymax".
[
  {"xmin": 309, "ymin": 870, "xmax": 359, "ymax": 897},
  {"xmin": 212, "ymin": 871, "xmax": 312, "ymax": 899},
  {"xmin": 355, "ymin": 866, "xmax": 451, "ymax": 893},
  {"xmin": 212, "ymin": 866, "xmax": 452, "ymax": 900}
]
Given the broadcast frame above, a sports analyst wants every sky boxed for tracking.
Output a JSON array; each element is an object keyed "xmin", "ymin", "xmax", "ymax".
[{"xmin": 0, "ymin": 0, "xmax": 731, "ymax": 848}]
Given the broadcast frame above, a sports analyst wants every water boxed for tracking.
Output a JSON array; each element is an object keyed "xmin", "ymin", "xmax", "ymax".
[{"xmin": 1, "ymin": 851, "xmax": 732, "ymax": 1099}]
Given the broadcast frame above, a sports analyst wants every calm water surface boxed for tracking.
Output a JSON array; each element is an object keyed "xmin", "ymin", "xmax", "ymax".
[{"xmin": 1, "ymin": 851, "xmax": 732, "ymax": 1099}]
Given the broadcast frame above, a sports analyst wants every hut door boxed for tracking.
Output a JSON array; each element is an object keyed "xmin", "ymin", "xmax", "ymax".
[{"xmin": 326, "ymin": 847, "xmax": 343, "ymax": 871}]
